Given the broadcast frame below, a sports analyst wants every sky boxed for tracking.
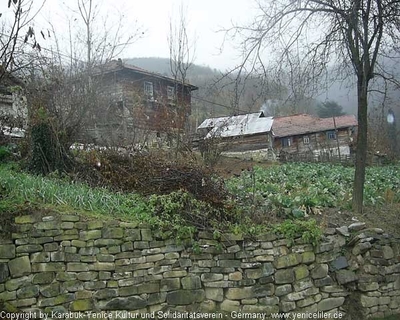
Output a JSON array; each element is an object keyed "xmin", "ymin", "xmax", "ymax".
[{"xmin": 1, "ymin": 0, "xmax": 259, "ymax": 71}]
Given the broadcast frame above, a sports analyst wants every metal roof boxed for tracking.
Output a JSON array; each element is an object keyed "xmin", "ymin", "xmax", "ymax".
[{"xmin": 199, "ymin": 112, "xmax": 274, "ymax": 139}]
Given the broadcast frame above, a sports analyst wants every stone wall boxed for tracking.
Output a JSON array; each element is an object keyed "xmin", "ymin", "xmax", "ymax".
[{"xmin": 0, "ymin": 213, "xmax": 399, "ymax": 319}]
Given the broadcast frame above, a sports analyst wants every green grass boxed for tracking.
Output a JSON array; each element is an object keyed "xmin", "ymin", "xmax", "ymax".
[
  {"xmin": 0, "ymin": 163, "xmax": 150, "ymax": 221},
  {"xmin": 0, "ymin": 163, "xmax": 231, "ymax": 240}
]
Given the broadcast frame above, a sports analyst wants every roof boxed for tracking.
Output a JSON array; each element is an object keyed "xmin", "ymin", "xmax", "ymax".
[
  {"xmin": 272, "ymin": 114, "xmax": 357, "ymax": 138},
  {"xmin": 198, "ymin": 112, "xmax": 274, "ymax": 139},
  {"xmin": 93, "ymin": 60, "xmax": 198, "ymax": 91}
]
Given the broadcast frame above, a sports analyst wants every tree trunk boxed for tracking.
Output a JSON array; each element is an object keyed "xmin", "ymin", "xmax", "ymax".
[{"xmin": 352, "ymin": 77, "xmax": 368, "ymax": 213}]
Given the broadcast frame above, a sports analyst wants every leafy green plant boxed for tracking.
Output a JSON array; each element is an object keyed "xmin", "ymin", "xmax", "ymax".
[
  {"xmin": 0, "ymin": 146, "xmax": 11, "ymax": 162},
  {"xmin": 226, "ymin": 163, "xmax": 400, "ymax": 218},
  {"xmin": 273, "ymin": 219, "xmax": 322, "ymax": 246}
]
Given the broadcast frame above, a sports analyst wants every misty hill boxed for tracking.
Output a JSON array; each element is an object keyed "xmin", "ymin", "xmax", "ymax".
[
  {"xmin": 125, "ymin": 57, "xmax": 359, "ymax": 117},
  {"xmin": 124, "ymin": 57, "xmax": 220, "ymax": 85}
]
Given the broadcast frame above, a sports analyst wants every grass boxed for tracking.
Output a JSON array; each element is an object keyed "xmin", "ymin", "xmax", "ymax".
[{"xmin": 0, "ymin": 163, "xmax": 150, "ymax": 221}]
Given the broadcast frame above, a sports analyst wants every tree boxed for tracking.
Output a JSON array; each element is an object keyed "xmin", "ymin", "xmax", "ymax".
[
  {"xmin": 318, "ymin": 100, "xmax": 346, "ymax": 118},
  {"xmin": 167, "ymin": 4, "xmax": 195, "ymax": 152},
  {"xmin": 226, "ymin": 0, "xmax": 400, "ymax": 213},
  {"xmin": 0, "ymin": 0, "xmax": 44, "ymax": 80}
]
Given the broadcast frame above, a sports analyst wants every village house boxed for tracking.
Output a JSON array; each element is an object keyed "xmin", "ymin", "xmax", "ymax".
[
  {"xmin": 0, "ymin": 71, "xmax": 27, "ymax": 140},
  {"xmin": 85, "ymin": 60, "xmax": 198, "ymax": 146},
  {"xmin": 272, "ymin": 114, "xmax": 358, "ymax": 160},
  {"xmin": 197, "ymin": 111, "xmax": 274, "ymax": 152},
  {"xmin": 197, "ymin": 113, "xmax": 357, "ymax": 160}
]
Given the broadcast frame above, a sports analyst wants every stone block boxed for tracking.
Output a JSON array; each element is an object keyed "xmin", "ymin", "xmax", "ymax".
[
  {"xmin": 226, "ymin": 287, "xmax": 254, "ymax": 300},
  {"xmin": 163, "ymin": 270, "xmax": 187, "ymax": 278},
  {"xmin": 259, "ymin": 296, "xmax": 279, "ymax": 306},
  {"xmin": 0, "ymin": 263, "xmax": 10, "ymax": 283},
  {"xmin": 336, "ymin": 269, "xmax": 358, "ymax": 284},
  {"xmin": 16, "ymin": 244, "xmax": 42, "ymax": 254},
  {"xmin": 141, "ymin": 229, "xmax": 153, "ymax": 241},
  {"xmin": 220, "ymin": 299, "xmax": 240, "ymax": 312},
  {"xmin": 276, "ymin": 284, "xmax": 292, "ymax": 296},
  {"xmin": 318, "ymin": 297, "xmax": 345, "ymax": 311},
  {"xmin": 36, "ymin": 221, "xmax": 59, "ymax": 230},
  {"xmin": 358, "ymin": 282, "xmax": 379, "ymax": 292},
  {"xmin": 17, "ymin": 285, "xmax": 39, "ymax": 299},
  {"xmin": 56, "ymin": 272, "xmax": 76, "ymax": 282},
  {"xmin": 102, "ymin": 227, "xmax": 123, "ymax": 239},
  {"xmin": 44, "ymin": 243, "xmax": 59, "ymax": 251},
  {"xmin": 253, "ymin": 283, "xmax": 275, "ymax": 297},
  {"xmin": 166, "ymin": 289, "xmax": 205, "ymax": 305},
  {"xmin": 274, "ymin": 253, "xmax": 302, "ymax": 269},
  {"xmin": 124, "ymin": 229, "xmax": 141, "ymax": 241},
  {"xmin": 94, "ymin": 239, "xmax": 122, "ymax": 247},
  {"xmin": 37, "ymin": 293, "xmax": 75, "ymax": 307},
  {"xmin": 70, "ymin": 299, "xmax": 94, "ymax": 311},
  {"xmin": 5, "ymin": 275, "xmax": 32, "ymax": 291},
  {"xmin": 0, "ymin": 245, "xmax": 15, "ymax": 259},
  {"xmin": 15, "ymin": 216, "xmax": 36, "ymax": 224},
  {"xmin": 137, "ymin": 282, "xmax": 160, "ymax": 294},
  {"xmin": 93, "ymin": 262, "xmax": 115, "ymax": 271},
  {"xmin": 205, "ymin": 288, "xmax": 223, "ymax": 302},
  {"xmin": 361, "ymin": 295, "xmax": 380, "ymax": 308},
  {"xmin": 314, "ymin": 276, "xmax": 333, "ymax": 287},
  {"xmin": 275, "ymin": 269, "xmax": 294, "ymax": 284},
  {"xmin": 294, "ymin": 265, "xmax": 309, "ymax": 280},
  {"xmin": 160, "ymin": 278, "xmax": 181, "ymax": 292},
  {"xmin": 67, "ymin": 263, "xmax": 88, "ymax": 272},
  {"xmin": 84, "ymin": 281, "xmax": 106, "ymax": 290},
  {"xmin": 79, "ymin": 230, "xmax": 101, "ymax": 241},
  {"xmin": 383, "ymin": 246, "xmax": 394, "ymax": 260},
  {"xmin": 218, "ymin": 260, "xmax": 241, "ymax": 268},
  {"xmin": 40, "ymin": 283, "xmax": 60, "ymax": 297},
  {"xmin": 330, "ymin": 256, "xmax": 349, "ymax": 271},
  {"xmin": 32, "ymin": 272, "xmax": 54, "ymax": 285},
  {"xmin": 181, "ymin": 276, "xmax": 201, "ymax": 290},
  {"xmin": 311, "ymin": 264, "xmax": 329, "ymax": 279},
  {"xmin": 8, "ymin": 256, "xmax": 31, "ymax": 278},
  {"xmin": 77, "ymin": 271, "xmax": 98, "ymax": 281},
  {"xmin": 281, "ymin": 301, "xmax": 296, "ymax": 312},
  {"xmin": 294, "ymin": 279, "xmax": 313, "ymax": 292},
  {"xmin": 94, "ymin": 288, "xmax": 118, "ymax": 300},
  {"xmin": 63, "ymin": 280, "xmax": 84, "ymax": 292}
]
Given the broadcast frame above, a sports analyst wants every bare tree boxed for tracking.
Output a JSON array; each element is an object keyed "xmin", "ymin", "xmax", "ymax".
[
  {"xmin": 225, "ymin": 0, "xmax": 400, "ymax": 213},
  {"xmin": 167, "ymin": 4, "xmax": 195, "ymax": 152},
  {"xmin": 0, "ymin": 0, "xmax": 44, "ymax": 79}
]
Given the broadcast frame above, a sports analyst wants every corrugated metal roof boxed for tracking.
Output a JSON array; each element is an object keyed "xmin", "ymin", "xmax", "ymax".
[
  {"xmin": 272, "ymin": 114, "xmax": 357, "ymax": 138},
  {"xmin": 199, "ymin": 112, "xmax": 274, "ymax": 139}
]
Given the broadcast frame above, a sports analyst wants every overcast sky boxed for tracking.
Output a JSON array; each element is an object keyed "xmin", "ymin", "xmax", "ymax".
[{"xmin": 13, "ymin": 0, "xmax": 259, "ymax": 71}]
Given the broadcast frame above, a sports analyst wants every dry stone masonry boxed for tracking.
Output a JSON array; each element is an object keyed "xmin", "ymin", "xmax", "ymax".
[{"xmin": 0, "ymin": 214, "xmax": 399, "ymax": 319}]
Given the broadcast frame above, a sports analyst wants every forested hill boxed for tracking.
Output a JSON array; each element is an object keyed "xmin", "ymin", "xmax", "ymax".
[{"xmin": 124, "ymin": 57, "xmax": 220, "ymax": 85}]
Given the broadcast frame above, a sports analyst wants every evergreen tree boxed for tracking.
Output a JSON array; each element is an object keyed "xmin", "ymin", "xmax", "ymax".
[{"xmin": 317, "ymin": 101, "xmax": 345, "ymax": 118}]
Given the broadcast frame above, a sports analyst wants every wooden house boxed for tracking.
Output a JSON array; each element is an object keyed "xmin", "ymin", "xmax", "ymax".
[
  {"xmin": 85, "ymin": 60, "xmax": 198, "ymax": 146},
  {"xmin": 197, "ymin": 112, "xmax": 274, "ymax": 153},
  {"xmin": 198, "ymin": 113, "xmax": 357, "ymax": 160},
  {"xmin": 272, "ymin": 114, "xmax": 357, "ymax": 159}
]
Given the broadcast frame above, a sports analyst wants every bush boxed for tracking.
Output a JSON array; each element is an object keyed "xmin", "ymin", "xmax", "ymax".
[{"xmin": 0, "ymin": 146, "xmax": 11, "ymax": 162}]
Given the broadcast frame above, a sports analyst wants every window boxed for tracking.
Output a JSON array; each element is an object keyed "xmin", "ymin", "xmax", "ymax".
[
  {"xmin": 144, "ymin": 81, "xmax": 154, "ymax": 100},
  {"xmin": 303, "ymin": 135, "xmax": 310, "ymax": 144},
  {"xmin": 327, "ymin": 131, "xmax": 336, "ymax": 140},
  {"xmin": 281, "ymin": 137, "xmax": 292, "ymax": 147},
  {"xmin": 167, "ymin": 86, "xmax": 175, "ymax": 100}
]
